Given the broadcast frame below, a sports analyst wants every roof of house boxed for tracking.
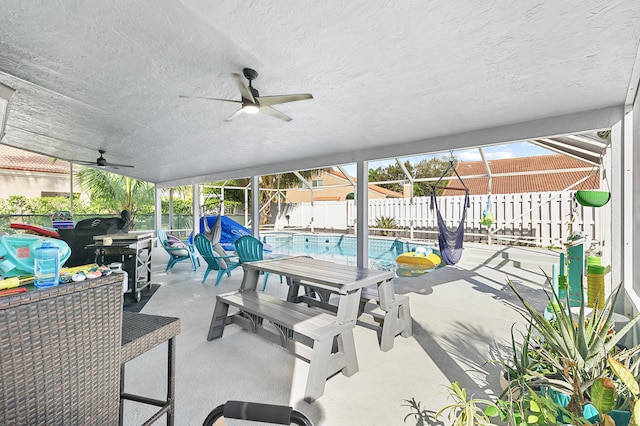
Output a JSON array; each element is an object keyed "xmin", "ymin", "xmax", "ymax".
[
  {"xmin": 442, "ymin": 154, "xmax": 601, "ymax": 195},
  {"xmin": 327, "ymin": 169, "xmax": 403, "ymax": 198},
  {"xmin": 0, "ymin": 144, "xmax": 71, "ymax": 174}
]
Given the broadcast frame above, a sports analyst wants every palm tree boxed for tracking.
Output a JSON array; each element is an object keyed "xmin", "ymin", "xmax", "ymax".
[{"xmin": 76, "ymin": 168, "xmax": 154, "ymax": 229}]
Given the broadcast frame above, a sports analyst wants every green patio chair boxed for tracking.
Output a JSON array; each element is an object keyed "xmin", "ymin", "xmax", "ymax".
[
  {"xmin": 234, "ymin": 235, "xmax": 282, "ymax": 290},
  {"xmin": 157, "ymin": 228, "xmax": 200, "ymax": 272},
  {"xmin": 194, "ymin": 233, "xmax": 240, "ymax": 285}
]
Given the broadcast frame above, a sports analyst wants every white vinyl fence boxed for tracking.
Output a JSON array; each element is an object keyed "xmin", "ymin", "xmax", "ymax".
[{"xmin": 271, "ymin": 191, "xmax": 602, "ymax": 248}]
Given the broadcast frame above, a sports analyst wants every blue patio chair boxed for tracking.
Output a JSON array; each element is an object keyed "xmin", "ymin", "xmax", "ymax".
[
  {"xmin": 157, "ymin": 228, "xmax": 200, "ymax": 272},
  {"xmin": 234, "ymin": 235, "xmax": 282, "ymax": 290},
  {"xmin": 194, "ymin": 233, "xmax": 240, "ymax": 285}
]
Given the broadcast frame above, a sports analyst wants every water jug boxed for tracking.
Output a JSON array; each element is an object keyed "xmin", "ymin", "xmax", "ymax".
[{"xmin": 34, "ymin": 241, "xmax": 60, "ymax": 288}]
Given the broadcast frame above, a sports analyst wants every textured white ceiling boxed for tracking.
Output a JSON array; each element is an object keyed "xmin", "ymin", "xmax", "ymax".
[{"xmin": 0, "ymin": 1, "xmax": 638, "ymax": 185}]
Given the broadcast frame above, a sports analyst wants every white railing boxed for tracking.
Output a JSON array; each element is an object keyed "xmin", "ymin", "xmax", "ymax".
[{"xmin": 271, "ymin": 190, "xmax": 601, "ymax": 248}]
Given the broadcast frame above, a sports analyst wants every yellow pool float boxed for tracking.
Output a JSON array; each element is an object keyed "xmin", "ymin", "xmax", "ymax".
[{"xmin": 395, "ymin": 249, "xmax": 441, "ymax": 276}]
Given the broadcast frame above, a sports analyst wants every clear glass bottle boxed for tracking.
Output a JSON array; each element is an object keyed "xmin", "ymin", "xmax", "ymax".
[{"xmin": 34, "ymin": 241, "xmax": 60, "ymax": 288}]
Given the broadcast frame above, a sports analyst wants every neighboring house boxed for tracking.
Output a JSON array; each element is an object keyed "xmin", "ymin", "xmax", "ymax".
[
  {"xmin": 442, "ymin": 154, "xmax": 600, "ymax": 196},
  {"xmin": 0, "ymin": 144, "xmax": 80, "ymax": 199},
  {"xmin": 285, "ymin": 168, "xmax": 403, "ymax": 202}
]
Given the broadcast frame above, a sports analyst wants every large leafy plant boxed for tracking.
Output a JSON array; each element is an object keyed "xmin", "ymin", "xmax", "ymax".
[
  {"xmin": 374, "ymin": 216, "xmax": 399, "ymax": 236},
  {"xmin": 508, "ymin": 278, "xmax": 640, "ymax": 420},
  {"xmin": 406, "ymin": 276, "xmax": 640, "ymax": 426}
]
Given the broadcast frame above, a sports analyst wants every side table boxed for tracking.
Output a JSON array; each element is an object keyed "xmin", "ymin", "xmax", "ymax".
[{"xmin": 120, "ymin": 311, "xmax": 181, "ymax": 426}]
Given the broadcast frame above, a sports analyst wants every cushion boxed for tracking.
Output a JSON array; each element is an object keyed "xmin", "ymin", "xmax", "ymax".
[
  {"xmin": 167, "ymin": 234, "xmax": 182, "ymax": 244},
  {"xmin": 167, "ymin": 236, "xmax": 189, "ymax": 256}
]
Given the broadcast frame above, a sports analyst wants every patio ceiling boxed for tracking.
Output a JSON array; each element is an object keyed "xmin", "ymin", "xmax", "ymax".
[{"xmin": 0, "ymin": 1, "xmax": 638, "ymax": 187}]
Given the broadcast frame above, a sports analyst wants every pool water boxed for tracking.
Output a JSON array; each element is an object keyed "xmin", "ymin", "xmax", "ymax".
[{"xmin": 261, "ymin": 232, "xmax": 435, "ymax": 271}]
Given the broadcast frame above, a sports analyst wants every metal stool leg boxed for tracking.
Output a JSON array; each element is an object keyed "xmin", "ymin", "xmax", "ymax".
[
  {"xmin": 119, "ymin": 364, "xmax": 125, "ymax": 425},
  {"xmin": 167, "ymin": 337, "xmax": 175, "ymax": 426}
]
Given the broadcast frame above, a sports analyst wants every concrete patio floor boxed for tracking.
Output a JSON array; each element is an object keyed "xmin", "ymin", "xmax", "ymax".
[{"xmin": 121, "ymin": 242, "xmax": 558, "ymax": 426}]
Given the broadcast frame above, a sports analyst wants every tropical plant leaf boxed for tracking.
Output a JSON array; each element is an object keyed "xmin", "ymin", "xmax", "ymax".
[
  {"xmin": 609, "ymin": 357, "xmax": 640, "ymax": 396},
  {"xmin": 600, "ymin": 413, "xmax": 617, "ymax": 426},
  {"xmin": 591, "ymin": 377, "xmax": 617, "ymax": 414},
  {"xmin": 633, "ymin": 399, "xmax": 640, "ymax": 426},
  {"xmin": 484, "ymin": 404, "xmax": 499, "ymax": 417}
]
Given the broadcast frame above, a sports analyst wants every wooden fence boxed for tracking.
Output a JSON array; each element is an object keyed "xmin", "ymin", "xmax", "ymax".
[{"xmin": 271, "ymin": 190, "xmax": 601, "ymax": 248}]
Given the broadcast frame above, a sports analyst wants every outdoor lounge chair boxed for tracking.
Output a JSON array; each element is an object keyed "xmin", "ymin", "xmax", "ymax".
[
  {"xmin": 157, "ymin": 228, "xmax": 200, "ymax": 272},
  {"xmin": 234, "ymin": 235, "xmax": 282, "ymax": 290},
  {"xmin": 194, "ymin": 233, "xmax": 240, "ymax": 285}
]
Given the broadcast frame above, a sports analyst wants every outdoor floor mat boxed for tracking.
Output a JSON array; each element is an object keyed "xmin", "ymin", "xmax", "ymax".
[{"xmin": 123, "ymin": 284, "xmax": 160, "ymax": 313}]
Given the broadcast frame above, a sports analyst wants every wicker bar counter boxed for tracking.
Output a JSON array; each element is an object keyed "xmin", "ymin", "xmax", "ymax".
[{"xmin": 0, "ymin": 275, "xmax": 123, "ymax": 425}]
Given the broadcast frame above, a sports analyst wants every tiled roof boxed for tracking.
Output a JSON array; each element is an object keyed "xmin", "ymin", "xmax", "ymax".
[
  {"xmin": 0, "ymin": 144, "xmax": 71, "ymax": 174},
  {"xmin": 443, "ymin": 154, "xmax": 601, "ymax": 195}
]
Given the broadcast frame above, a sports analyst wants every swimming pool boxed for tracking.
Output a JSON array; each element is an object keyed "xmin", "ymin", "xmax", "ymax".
[{"xmin": 261, "ymin": 232, "xmax": 436, "ymax": 270}]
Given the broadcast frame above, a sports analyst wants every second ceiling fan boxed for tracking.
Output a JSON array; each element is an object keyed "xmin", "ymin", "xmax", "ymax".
[{"xmin": 180, "ymin": 68, "xmax": 313, "ymax": 122}]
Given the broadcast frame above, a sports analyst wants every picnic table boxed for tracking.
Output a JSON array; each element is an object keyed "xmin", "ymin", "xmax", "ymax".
[{"xmin": 207, "ymin": 256, "xmax": 410, "ymax": 402}]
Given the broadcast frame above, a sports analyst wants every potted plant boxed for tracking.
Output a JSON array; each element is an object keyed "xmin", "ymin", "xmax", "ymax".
[
  {"xmin": 494, "ymin": 383, "xmax": 584, "ymax": 425},
  {"xmin": 434, "ymin": 381, "xmax": 500, "ymax": 426},
  {"xmin": 406, "ymin": 274, "xmax": 640, "ymax": 426},
  {"xmin": 373, "ymin": 216, "xmax": 398, "ymax": 236},
  {"xmin": 504, "ymin": 278, "xmax": 640, "ymax": 424}
]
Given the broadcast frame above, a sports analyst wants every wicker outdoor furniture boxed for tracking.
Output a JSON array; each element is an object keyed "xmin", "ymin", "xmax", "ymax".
[
  {"xmin": 0, "ymin": 275, "xmax": 123, "ymax": 425},
  {"xmin": 120, "ymin": 311, "xmax": 181, "ymax": 426}
]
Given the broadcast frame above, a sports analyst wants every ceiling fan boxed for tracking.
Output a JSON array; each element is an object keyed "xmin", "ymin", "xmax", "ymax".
[
  {"xmin": 180, "ymin": 68, "xmax": 313, "ymax": 122},
  {"xmin": 72, "ymin": 149, "xmax": 134, "ymax": 169}
]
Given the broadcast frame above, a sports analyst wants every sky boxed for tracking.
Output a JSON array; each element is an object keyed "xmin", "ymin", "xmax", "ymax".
[
  {"xmin": 339, "ymin": 141, "xmax": 552, "ymax": 175},
  {"xmin": 455, "ymin": 141, "xmax": 552, "ymax": 162}
]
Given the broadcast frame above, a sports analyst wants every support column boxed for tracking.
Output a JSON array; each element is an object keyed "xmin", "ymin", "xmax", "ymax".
[
  {"xmin": 192, "ymin": 184, "xmax": 200, "ymax": 238},
  {"xmin": 356, "ymin": 161, "xmax": 369, "ymax": 269},
  {"xmin": 244, "ymin": 185, "xmax": 249, "ymax": 227},
  {"xmin": 251, "ymin": 175, "xmax": 260, "ymax": 239},
  {"xmin": 69, "ymin": 163, "xmax": 74, "ymax": 216},
  {"xmin": 154, "ymin": 184, "xmax": 162, "ymax": 235},
  {"xmin": 168, "ymin": 188, "xmax": 174, "ymax": 231}
]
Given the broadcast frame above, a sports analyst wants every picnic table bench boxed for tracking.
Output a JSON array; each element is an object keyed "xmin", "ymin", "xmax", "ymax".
[
  {"xmin": 209, "ymin": 290, "xmax": 357, "ymax": 402},
  {"xmin": 289, "ymin": 280, "xmax": 412, "ymax": 352}
]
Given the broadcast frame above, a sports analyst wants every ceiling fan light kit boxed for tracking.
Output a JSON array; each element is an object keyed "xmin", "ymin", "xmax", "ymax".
[
  {"xmin": 242, "ymin": 104, "xmax": 260, "ymax": 114},
  {"xmin": 180, "ymin": 68, "xmax": 312, "ymax": 122}
]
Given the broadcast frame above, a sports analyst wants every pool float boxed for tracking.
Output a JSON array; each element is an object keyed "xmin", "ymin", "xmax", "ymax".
[
  {"xmin": 10, "ymin": 223, "xmax": 60, "ymax": 238},
  {"xmin": 0, "ymin": 234, "xmax": 71, "ymax": 278},
  {"xmin": 395, "ymin": 248, "xmax": 441, "ymax": 277}
]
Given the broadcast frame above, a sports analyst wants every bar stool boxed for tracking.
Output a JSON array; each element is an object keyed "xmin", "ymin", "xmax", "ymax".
[{"xmin": 120, "ymin": 311, "xmax": 181, "ymax": 425}]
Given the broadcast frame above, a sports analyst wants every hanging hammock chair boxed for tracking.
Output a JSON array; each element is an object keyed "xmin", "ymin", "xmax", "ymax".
[
  {"xmin": 430, "ymin": 160, "xmax": 470, "ymax": 265},
  {"xmin": 202, "ymin": 210, "xmax": 223, "ymax": 244}
]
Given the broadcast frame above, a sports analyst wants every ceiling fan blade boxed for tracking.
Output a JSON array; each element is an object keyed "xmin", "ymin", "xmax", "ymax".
[
  {"xmin": 71, "ymin": 160, "xmax": 96, "ymax": 165},
  {"xmin": 179, "ymin": 95, "xmax": 241, "ymax": 103},
  {"xmin": 260, "ymin": 106, "xmax": 292, "ymax": 122},
  {"xmin": 104, "ymin": 162, "xmax": 134, "ymax": 168},
  {"xmin": 255, "ymin": 94, "xmax": 313, "ymax": 107},
  {"xmin": 232, "ymin": 73, "xmax": 255, "ymax": 104},
  {"xmin": 224, "ymin": 108, "xmax": 244, "ymax": 122}
]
